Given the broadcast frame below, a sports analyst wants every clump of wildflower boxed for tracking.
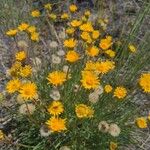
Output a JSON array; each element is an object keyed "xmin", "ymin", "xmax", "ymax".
[
  {"xmin": 66, "ymin": 28, "xmax": 75, "ymax": 35},
  {"xmin": 19, "ymin": 82, "xmax": 37, "ymax": 99},
  {"xmin": 6, "ymin": 79, "xmax": 21, "ymax": 93},
  {"xmin": 98, "ymin": 121, "xmax": 109, "ymax": 133},
  {"xmin": 136, "ymin": 117, "xmax": 147, "ymax": 129},
  {"xmin": 114, "ymin": 86, "xmax": 127, "ymax": 99},
  {"xmin": 128, "ymin": 44, "xmax": 136, "ymax": 53},
  {"xmin": 48, "ymin": 101, "xmax": 64, "ymax": 116},
  {"xmin": 61, "ymin": 13, "xmax": 69, "ymax": 20},
  {"xmin": 19, "ymin": 65, "xmax": 32, "ymax": 77},
  {"xmin": 92, "ymin": 30, "xmax": 100, "ymax": 39},
  {"xmin": 65, "ymin": 50, "xmax": 80, "ymax": 63},
  {"xmin": 80, "ymin": 22, "xmax": 94, "ymax": 32},
  {"xmin": 46, "ymin": 117, "xmax": 67, "ymax": 132},
  {"xmin": 108, "ymin": 124, "xmax": 121, "ymax": 137},
  {"xmin": 70, "ymin": 20, "xmax": 82, "ymax": 27},
  {"xmin": 19, "ymin": 103, "xmax": 36, "ymax": 115},
  {"xmin": 86, "ymin": 46, "xmax": 99, "ymax": 57},
  {"xmin": 15, "ymin": 51, "xmax": 26, "ymax": 61},
  {"xmin": 105, "ymin": 49, "xmax": 116, "ymax": 58},
  {"xmin": 31, "ymin": 10, "xmax": 40, "ymax": 17},
  {"xmin": 6, "ymin": 29, "xmax": 18, "ymax": 36},
  {"xmin": 64, "ymin": 38, "xmax": 77, "ymax": 48},
  {"xmin": 0, "ymin": 130, "xmax": 4, "ymax": 141},
  {"xmin": 47, "ymin": 71, "xmax": 67, "ymax": 86},
  {"xmin": 99, "ymin": 36, "xmax": 112, "ymax": 50},
  {"xmin": 44, "ymin": 3, "xmax": 52, "ymax": 10},
  {"xmin": 104, "ymin": 85, "xmax": 113, "ymax": 93},
  {"xmin": 69, "ymin": 4, "xmax": 77, "ymax": 12},
  {"xmin": 27, "ymin": 26, "xmax": 36, "ymax": 33},
  {"xmin": 81, "ymin": 71, "xmax": 100, "ymax": 89},
  {"xmin": 75, "ymin": 104, "xmax": 94, "ymax": 118},
  {"xmin": 49, "ymin": 13, "xmax": 57, "ymax": 20},
  {"xmin": 139, "ymin": 73, "xmax": 150, "ymax": 93},
  {"xmin": 30, "ymin": 32, "xmax": 39, "ymax": 42}
]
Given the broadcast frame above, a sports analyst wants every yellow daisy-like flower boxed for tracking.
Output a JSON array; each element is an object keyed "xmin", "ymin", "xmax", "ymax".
[
  {"xmin": 48, "ymin": 101, "xmax": 64, "ymax": 116},
  {"xmin": 6, "ymin": 29, "xmax": 18, "ymax": 36},
  {"xmin": 65, "ymin": 50, "xmax": 80, "ymax": 63},
  {"xmin": 46, "ymin": 117, "xmax": 67, "ymax": 132},
  {"xmin": 31, "ymin": 32, "xmax": 39, "ymax": 42},
  {"xmin": 70, "ymin": 20, "xmax": 82, "ymax": 27},
  {"xmin": 99, "ymin": 36, "xmax": 113, "ymax": 50},
  {"xmin": 6, "ymin": 78, "xmax": 21, "ymax": 93},
  {"xmin": 110, "ymin": 142, "xmax": 118, "ymax": 150},
  {"xmin": 15, "ymin": 51, "xmax": 26, "ymax": 61},
  {"xmin": 105, "ymin": 49, "xmax": 116, "ymax": 58},
  {"xmin": 104, "ymin": 85, "xmax": 113, "ymax": 93},
  {"xmin": 61, "ymin": 13, "xmax": 69, "ymax": 19},
  {"xmin": 128, "ymin": 44, "xmax": 136, "ymax": 53},
  {"xmin": 79, "ymin": 22, "xmax": 94, "ymax": 32},
  {"xmin": 81, "ymin": 32, "xmax": 91, "ymax": 41},
  {"xmin": 31, "ymin": 10, "xmax": 40, "ymax": 17},
  {"xmin": 0, "ymin": 130, "xmax": 4, "ymax": 140},
  {"xmin": 92, "ymin": 30, "xmax": 100, "ymax": 39},
  {"xmin": 86, "ymin": 46, "xmax": 99, "ymax": 57},
  {"xmin": 81, "ymin": 16, "xmax": 87, "ymax": 22},
  {"xmin": 49, "ymin": 13, "xmax": 57, "ymax": 20},
  {"xmin": 66, "ymin": 28, "xmax": 75, "ymax": 35},
  {"xmin": 114, "ymin": 86, "xmax": 127, "ymax": 99},
  {"xmin": 64, "ymin": 38, "xmax": 77, "ymax": 48},
  {"xmin": 84, "ymin": 61, "xmax": 96, "ymax": 71},
  {"xmin": 18, "ymin": 23, "xmax": 29, "ymax": 31},
  {"xmin": 19, "ymin": 82, "xmax": 37, "ymax": 99},
  {"xmin": 139, "ymin": 73, "xmax": 150, "ymax": 93},
  {"xmin": 75, "ymin": 104, "xmax": 94, "ymax": 118},
  {"xmin": 84, "ymin": 10, "xmax": 91, "ymax": 17},
  {"xmin": 69, "ymin": 4, "xmax": 77, "ymax": 12},
  {"xmin": 19, "ymin": 65, "xmax": 32, "ymax": 78},
  {"xmin": 81, "ymin": 71, "xmax": 100, "ymax": 89},
  {"xmin": 44, "ymin": 3, "xmax": 52, "ymax": 10},
  {"xmin": 96, "ymin": 60, "xmax": 115, "ymax": 74},
  {"xmin": 27, "ymin": 26, "xmax": 36, "ymax": 33},
  {"xmin": 47, "ymin": 71, "xmax": 67, "ymax": 86},
  {"xmin": 136, "ymin": 117, "xmax": 147, "ymax": 129}
]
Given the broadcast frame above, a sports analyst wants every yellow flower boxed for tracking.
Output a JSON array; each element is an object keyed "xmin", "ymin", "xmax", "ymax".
[
  {"xmin": 75, "ymin": 104, "xmax": 94, "ymax": 118},
  {"xmin": 81, "ymin": 71, "xmax": 100, "ymax": 89},
  {"xmin": 136, "ymin": 117, "xmax": 147, "ymax": 129},
  {"xmin": 6, "ymin": 78, "xmax": 21, "ymax": 93},
  {"xmin": 84, "ymin": 61, "xmax": 96, "ymax": 71},
  {"xmin": 61, "ymin": 13, "xmax": 69, "ymax": 19},
  {"xmin": 114, "ymin": 86, "xmax": 127, "ymax": 99},
  {"xmin": 0, "ymin": 130, "xmax": 4, "ymax": 141},
  {"xmin": 84, "ymin": 10, "xmax": 91, "ymax": 17},
  {"xmin": 48, "ymin": 101, "xmax": 64, "ymax": 116},
  {"xmin": 69, "ymin": 4, "xmax": 77, "ymax": 12},
  {"xmin": 128, "ymin": 44, "xmax": 136, "ymax": 53},
  {"xmin": 81, "ymin": 32, "xmax": 91, "ymax": 41},
  {"xmin": 27, "ymin": 26, "xmax": 36, "ymax": 33},
  {"xmin": 66, "ymin": 28, "xmax": 75, "ymax": 35},
  {"xmin": 96, "ymin": 60, "xmax": 115, "ymax": 74},
  {"xmin": 49, "ymin": 13, "xmax": 57, "ymax": 20},
  {"xmin": 70, "ymin": 20, "xmax": 82, "ymax": 27},
  {"xmin": 81, "ymin": 16, "xmax": 87, "ymax": 22},
  {"xmin": 104, "ymin": 85, "xmax": 113, "ymax": 93},
  {"xmin": 99, "ymin": 36, "xmax": 112, "ymax": 50},
  {"xmin": 86, "ymin": 46, "xmax": 99, "ymax": 57},
  {"xmin": 6, "ymin": 29, "xmax": 18, "ymax": 36},
  {"xmin": 92, "ymin": 30, "xmax": 100, "ymax": 39},
  {"xmin": 47, "ymin": 71, "xmax": 67, "ymax": 86},
  {"xmin": 19, "ymin": 82, "xmax": 37, "ymax": 99},
  {"xmin": 110, "ymin": 142, "xmax": 118, "ymax": 150},
  {"xmin": 15, "ymin": 51, "xmax": 26, "ymax": 61},
  {"xmin": 18, "ymin": 23, "xmax": 29, "ymax": 31},
  {"xmin": 80, "ymin": 22, "xmax": 94, "ymax": 32},
  {"xmin": 31, "ymin": 10, "xmax": 40, "ymax": 17},
  {"xmin": 65, "ymin": 50, "xmax": 80, "ymax": 63},
  {"xmin": 46, "ymin": 117, "xmax": 67, "ymax": 132},
  {"xmin": 139, "ymin": 73, "xmax": 150, "ymax": 93},
  {"xmin": 105, "ymin": 50, "xmax": 116, "ymax": 58},
  {"xmin": 64, "ymin": 38, "xmax": 77, "ymax": 48},
  {"xmin": 31, "ymin": 32, "xmax": 39, "ymax": 42},
  {"xmin": 44, "ymin": 3, "xmax": 52, "ymax": 10},
  {"xmin": 19, "ymin": 65, "xmax": 32, "ymax": 78}
]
